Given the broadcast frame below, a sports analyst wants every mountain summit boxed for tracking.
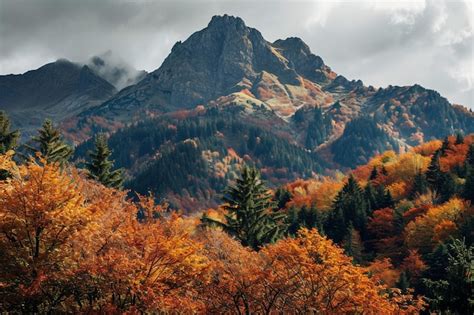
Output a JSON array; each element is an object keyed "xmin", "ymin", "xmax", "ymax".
[{"xmin": 90, "ymin": 14, "xmax": 336, "ymax": 118}]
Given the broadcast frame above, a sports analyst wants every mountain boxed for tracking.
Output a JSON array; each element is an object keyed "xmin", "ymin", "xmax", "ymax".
[
  {"xmin": 0, "ymin": 59, "xmax": 117, "ymax": 137},
  {"xmin": 69, "ymin": 15, "xmax": 473, "ymax": 145},
  {"xmin": 2, "ymin": 15, "xmax": 473, "ymax": 209},
  {"xmin": 67, "ymin": 15, "xmax": 473, "ymax": 209}
]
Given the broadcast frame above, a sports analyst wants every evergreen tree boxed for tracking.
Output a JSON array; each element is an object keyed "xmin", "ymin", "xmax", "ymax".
[
  {"xmin": 374, "ymin": 185, "xmax": 394, "ymax": 209},
  {"xmin": 85, "ymin": 134, "xmax": 124, "ymax": 189},
  {"xmin": 0, "ymin": 111, "xmax": 20, "ymax": 154},
  {"xmin": 410, "ymin": 171, "xmax": 428, "ymax": 199},
  {"xmin": 440, "ymin": 136, "xmax": 450, "ymax": 155},
  {"xmin": 27, "ymin": 119, "xmax": 73, "ymax": 165},
  {"xmin": 426, "ymin": 150, "xmax": 442, "ymax": 190},
  {"xmin": 397, "ymin": 272, "xmax": 410, "ymax": 294},
  {"xmin": 364, "ymin": 183, "xmax": 377, "ymax": 215},
  {"xmin": 455, "ymin": 133, "xmax": 464, "ymax": 145},
  {"xmin": 343, "ymin": 223, "xmax": 364, "ymax": 264},
  {"xmin": 326, "ymin": 175, "xmax": 367, "ymax": 243},
  {"xmin": 369, "ymin": 166, "xmax": 378, "ymax": 181},
  {"xmin": 304, "ymin": 106, "xmax": 330, "ymax": 149},
  {"xmin": 274, "ymin": 187, "xmax": 292, "ymax": 209},
  {"xmin": 422, "ymin": 239, "xmax": 473, "ymax": 314},
  {"xmin": 202, "ymin": 165, "xmax": 286, "ymax": 250},
  {"xmin": 466, "ymin": 144, "xmax": 474, "ymax": 168},
  {"xmin": 463, "ymin": 167, "xmax": 474, "ymax": 203}
]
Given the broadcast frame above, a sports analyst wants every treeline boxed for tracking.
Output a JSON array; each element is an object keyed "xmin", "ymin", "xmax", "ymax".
[
  {"xmin": 0, "ymin": 111, "xmax": 123, "ymax": 188},
  {"xmin": 75, "ymin": 106, "xmax": 325, "ymax": 201},
  {"xmin": 0, "ymin": 151, "xmax": 424, "ymax": 313}
]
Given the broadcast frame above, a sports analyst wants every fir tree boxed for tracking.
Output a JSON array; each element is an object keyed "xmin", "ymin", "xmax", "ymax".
[
  {"xmin": 455, "ymin": 133, "xmax": 464, "ymax": 145},
  {"xmin": 369, "ymin": 166, "xmax": 378, "ymax": 181},
  {"xmin": 202, "ymin": 165, "xmax": 286, "ymax": 250},
  {"xmin": 397, "ymin": 272, "xmax": 410, "ymax": 294},
  {"xmin": 274, "ymin": 187, "xmax": 292, "ymax": 209},
  {"xmin": 426, "ymin": 150, "xmax": 442, "ymax": 190},
  {"xmin": 466, "ymin": 144, "xmax": 474, "ymax": 168},
  {"xmin": 364, "ymin": 183, "xmax": 377, "ymax": 215},
  {"xmin": 463, "ymin": 167, "xmax": 474, "ymax": 203},
  {"xmin": 440, "ymin": 136, "xmax": 450, "ymax": 155},
  {"xmin": 326, "ymin": 175, "xmax": 367, "ymax": 243},
  {"xmin": 85, "ymin": 134, "xmax": 124, "ymax": 189},
  {"xmin": 27, "ymin": 119, "xmax": 73, "ymax": 165},
  {"xmin": 343, "ymin": 223, "xmax": 364, "ymax": 264},
  {"xmin": 0, "ymin": 111, "xmax": 20, "ymax": 154}
]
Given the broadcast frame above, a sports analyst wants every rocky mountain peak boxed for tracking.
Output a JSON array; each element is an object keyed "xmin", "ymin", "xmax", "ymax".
[{"xmin": 207, "ymin": 14, "xmax": 247, "ymax": 31}]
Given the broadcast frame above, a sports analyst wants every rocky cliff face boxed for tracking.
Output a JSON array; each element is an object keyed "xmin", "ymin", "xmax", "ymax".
[{"xmin": 76, "ymin": 14, "xmax": 471, "ymax": 149}]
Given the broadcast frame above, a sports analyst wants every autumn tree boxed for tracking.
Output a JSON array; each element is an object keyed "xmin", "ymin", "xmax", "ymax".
[
  {"xmin": 85, "ymin": 133, "xmax": 124, "ymax": 189},
  {"xmin": 202, "ymin": 165, "xmax": 285, "ymax": 250}
]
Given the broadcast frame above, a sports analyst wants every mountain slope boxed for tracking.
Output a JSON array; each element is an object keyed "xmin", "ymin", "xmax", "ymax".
[{"xmin": 0, "ymin": 59, "xmax": 117, "ymax": 136}]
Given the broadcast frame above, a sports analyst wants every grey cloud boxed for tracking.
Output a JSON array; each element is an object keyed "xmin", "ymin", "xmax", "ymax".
[{"xmin": 0, "ymin": 0, "xmax": 472, "ymax": 107}]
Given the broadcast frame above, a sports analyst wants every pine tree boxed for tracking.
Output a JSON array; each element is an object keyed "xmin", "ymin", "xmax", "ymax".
[
  {"xmin": 86, "ymin": 134, "xmax": 124, "ymax": 189},
  {"xmin": 27, "ymin": 119, "xmax": 73, "ymax": 165},
  {"xmin": 202, "ymin": 165, "xmax": 286, "ymax": 250},
  {"xmin": 411, "ymin": 171, "xmax": 428, "ymax": 199},
  {"xmin": 455, "ymin": 133, "xmax": 464, "ymax": 145},
  {"xmin": 0, "ymin": 111, "xmax": 20, "ymax": 154}
]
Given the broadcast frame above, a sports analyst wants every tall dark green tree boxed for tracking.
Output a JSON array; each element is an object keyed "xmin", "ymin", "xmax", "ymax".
[
  {"xmin": 0, "ymin": 111, "xmax": 20, "ymax": 154},
  {"xmin": 202, "ymin": 165, "xmax": 286, "ymax": 250},
  {"xmin": 85, "ymin": 134, "xmax": 124, "ymax": 189},
  {"xmin": 274, "ymin": 187, "xmax": 292, "ymax": 210},
  {"xmin": 27, "ymin": 119, "xmax": 73, "ymax": 165},
  {"xmin": 0, "ymin": 112, "xmax": 20, "ymax": 180},
  {"xmin": 369, "ymin": 166, "xmax": 378, "ymax": 181},
  {"xmin": 426, "ymin": 150, "xmax": 442, "ymax": 191},
  {"xmin": 455, "ymin": 133, "xmax": 464, "ymax": 145},
  {"xmin": 410, "ymin": 171, "xmax": 428, "ymax": 199},
  {"xmin": 422, "ymin": 239, "xmax": 474, "ymax": 314},
  {"xmin": 463, "ymin": 166, "xmax": 474, "ymax": 203},
  {"xmin": 326, "ymin": 175, "xmax": 367, "ymax": 243}
]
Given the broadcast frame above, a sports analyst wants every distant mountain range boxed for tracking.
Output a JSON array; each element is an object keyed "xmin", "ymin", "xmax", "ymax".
[{"xmin": 1, "ymin": 15, "xmax": 473, "ymax": 210}]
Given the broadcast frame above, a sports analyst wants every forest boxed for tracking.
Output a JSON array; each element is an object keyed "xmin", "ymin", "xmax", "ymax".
[{"xmin": 0, "ymin": 111, "xmax": 473, "ymax": 313}]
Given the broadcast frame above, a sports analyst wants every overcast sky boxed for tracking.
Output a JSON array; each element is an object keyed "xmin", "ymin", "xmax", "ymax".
[{"xmin": 0, "ymin": 0, "xmax": 472, "ymax": 108}]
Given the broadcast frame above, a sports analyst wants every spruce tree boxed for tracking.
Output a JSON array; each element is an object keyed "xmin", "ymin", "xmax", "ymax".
[
  {"xmin": 86, "ymin": 134, "xmax": 124, "ymax": 189},
  {"xmin": 202, "ymin": 165, "xmax": 286, "ymax": 250},
  {"xmin": 426, "ymin": 150, "xmax": 442, "ymax": 190},
  {"xmin": 27, "ymin": 119, "xmax": 73, "ymax": 165},
  {"xmin": 466, "ymin": 144, "xmax": 474, "ymax": 168},
  {"xmin": 464, "ymin": 167, "xmax": 474, "ymax": 203},
  {"xmin": 364, "ymin": 183, "xmax": 377, "ymax": 215},
  {"xmin": 455, "ymin": 133, "xmax": 464, "ymax": 145},
  {"xmin": 326, "ymin": 175, "xmax": 367, "ymax": 243},
  {"xmin": 0, "ymin": 111, "xmax": 20, "ymax": 154},
  {"xmin": 369, "ymin": 166, "xmax": 378, "ymax": 181}
]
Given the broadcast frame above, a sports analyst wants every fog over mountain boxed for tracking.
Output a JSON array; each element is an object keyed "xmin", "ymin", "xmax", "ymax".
[{"xmin": 0, "ymin": 0, "xmax": 472, "ymax": 108}]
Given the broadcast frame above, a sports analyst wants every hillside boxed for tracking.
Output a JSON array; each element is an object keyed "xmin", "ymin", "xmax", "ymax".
[{"xmin": 0, "ymin": 59, "xmax": 117, "ymax": 138}]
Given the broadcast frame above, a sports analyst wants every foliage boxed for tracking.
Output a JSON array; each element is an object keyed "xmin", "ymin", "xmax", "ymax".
[
  {"xmin": 201, "ymin": 165, "xmax": 286, "ymax": 250},
  {"xmin": 26, "ymin": 119, "xmax": 73, "ymax": 166},
  {"xmin": 85, "ymin": 133, "xmax": 124, "ymax": 189}
]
